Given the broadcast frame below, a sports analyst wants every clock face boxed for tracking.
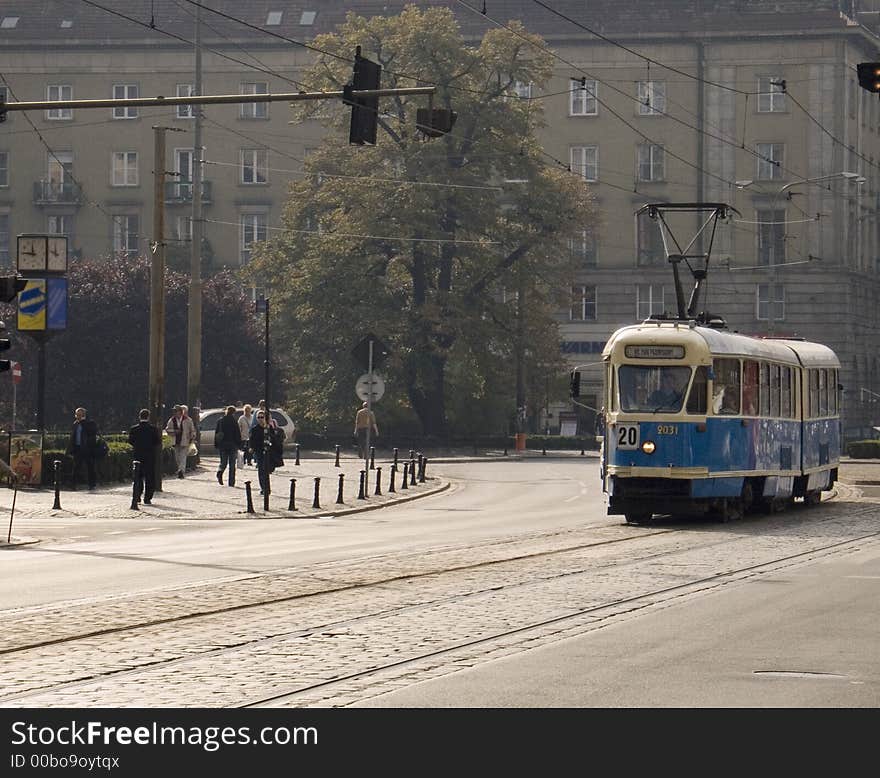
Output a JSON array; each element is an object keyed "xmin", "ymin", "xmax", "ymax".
[
  {"xmin": 17, "ymin": 236, "xmax": 47, "ymax": 272},
  {"xmin": 47, "ymin": 236, "xmax": 68, "ymax": 272}
]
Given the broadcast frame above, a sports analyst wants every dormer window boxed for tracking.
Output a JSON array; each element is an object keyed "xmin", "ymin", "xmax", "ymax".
[
  {"xmin": 300, "ymin": 11, "xmax": 316, "ymax": 25},
  {"xmin": 266, "ymin": 11, "xmax": 282, "ymax": 26},
  {"xmin": 1, "ymin": 17, "xmax": 20, "ymax": 29}
]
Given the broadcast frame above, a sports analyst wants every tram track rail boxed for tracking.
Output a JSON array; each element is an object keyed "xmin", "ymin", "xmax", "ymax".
[{"xmin": 2, "ymin": 498, "xmax": 878, "ymax": 707}]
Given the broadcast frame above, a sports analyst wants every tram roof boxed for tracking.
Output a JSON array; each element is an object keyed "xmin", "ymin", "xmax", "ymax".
[{"xmin": 604, "ymin": 322, "xmax": 838, "ymax": 368}]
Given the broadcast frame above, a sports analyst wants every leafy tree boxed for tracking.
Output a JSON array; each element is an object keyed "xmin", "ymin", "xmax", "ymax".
[
  {"xmin": 0, "ymin": 258, "xmax": 267, "ymax": 432},
  {"xmin": 250, "ymin": 5, "xmax": 596, "ymax": 437}
]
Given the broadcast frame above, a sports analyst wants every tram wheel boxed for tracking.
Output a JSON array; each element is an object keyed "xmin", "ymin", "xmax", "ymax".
[
  {"xmin": 804, "ymin": 490, "xmax": 822, "ymax": 506},
  {"xmin": 624, "ymin": 511, "xmax": 652, "ymax": 525}
]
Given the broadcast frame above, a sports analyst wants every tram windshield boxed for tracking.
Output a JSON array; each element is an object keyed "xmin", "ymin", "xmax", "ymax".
[{"xmin": 618, "ymin": 365, "xmax": 692, "ymax": 413}]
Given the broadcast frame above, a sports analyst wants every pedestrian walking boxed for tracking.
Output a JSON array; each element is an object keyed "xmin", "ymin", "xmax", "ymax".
[
  {"xmin": 66, "ymin": 407, "xmax": 98, "ymax": 490},
  {"xmin": 250, "ymin": 399, "xmax": 268, "ymax": 430},
  {"xmin": 250, "ymin": 409, "xmax": 270, "ymax": 494},
  {"xmin": 165, "ymin": 404, "xmax": 196, "ymax": 479},
  {"xmin": 354, "ymin": 401, "xmax": 378, "ymax": 459},
  {"xmin": 215, "ymin": 405, "xmax": 243, "ymax": 486},
  {"xmin": 238, "ymin": 403, "xmax": 254, "ymax": 466},
  {"xmin": 128, "ymin": 409, "xmax": 161, "ymax": 504}
]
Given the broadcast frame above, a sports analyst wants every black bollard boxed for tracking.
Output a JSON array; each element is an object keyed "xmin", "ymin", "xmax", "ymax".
[
  {"xmin": 52, "ymin": 460, "xmax": 62, "ymax": 510},
  {"xmin": 393, "ymin": 447, "xmax": 399, "ymax": 467},
  {"xmin": 264, "ymin": 481, "xmax": 270, "ymax": 512},
  {"xmin": 401, "ymin": 462, "xmax": 409, "ymax": 489},
  {"xmin": 244, "ymin": 481, "xmax": 255, "ymax": 513},
  {"xmin": 369, "ymin": 447, "xmax": 375, "ymax": 470},
  {"xmin": 409, "ymin": 449, "xmax": 414, "ymax": 461},
  {"xmin": 503, "ymin": 447, "xmax": 508, "ymax": 456},
  {"xmin": 334, "ymin": 444, "xmax": 340, "ymax": 467},
  {"xmin": 312, "ymin": 477, "xmax": 321, "ymax": 509},
  {"xmin": 389, "ymin": 464, "xmax": 397, "ymax": 493},
  {"xmin": 542, "ymin": 444, "xmax": 547, "ymax": 456},
  {"xmin": 288, "ymin": 478, "xmax": 297, "ymax": 511},
  {"xmin": 580, "ymin": 448, "xmax": 585, "ymax": 456},
  {"xmin": 410, "ymin": 459, "xmax": 417, "ymax": 486},
  {"xmin": 130, "ymin": 460, "xmax": 140, "ymax": 510},
  {"xmin": 295, "ymin": 443, "xmax": 301, "ymax": 466},
  {"xmin": 336, "ymin": 473, "xmax": 345, "ymax": 504},
  {"xmin": 419, "ymin": 458, "xmax": 427, "ymax": 483},
  {"xmin": 358, "ymin": 470, "xmax": 366, "ymax": 500},
  {"xmin": 417, "ymin": 454, "xmax": 423, "ymax": 477},
  {"xmin": 375, "ymin": 467, "xmax": 382, "ymax": 496}
]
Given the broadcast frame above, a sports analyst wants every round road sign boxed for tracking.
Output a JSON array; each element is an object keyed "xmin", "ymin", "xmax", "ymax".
[{"xmin": 355, "ymin": 373, "xmax": 385, "ymax": 403}]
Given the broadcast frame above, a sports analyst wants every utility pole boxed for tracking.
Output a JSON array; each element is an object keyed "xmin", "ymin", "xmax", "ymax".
[
  {"xmin": 187, "ymin": 2, "xmax": 203, "ymax": 419},
  {"xmin": 150, "ymin": 125, "xmax": 183, "ymax": 491}
]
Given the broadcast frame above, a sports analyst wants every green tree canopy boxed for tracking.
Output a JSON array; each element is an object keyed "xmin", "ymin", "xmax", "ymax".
[{"xmin": 251, "ymin": 4, "xmax": 596, "ymax": 437}]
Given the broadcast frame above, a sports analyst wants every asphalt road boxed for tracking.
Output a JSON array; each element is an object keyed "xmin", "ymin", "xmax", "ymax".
[{"xmin": 0, "ymin": 460, "xmax": 606, "ymax": 609}]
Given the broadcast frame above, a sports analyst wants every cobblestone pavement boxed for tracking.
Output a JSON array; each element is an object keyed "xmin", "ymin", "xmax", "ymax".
[
  {"xmin": 1, "ymin": 450, "xmax": 452, "ymax": 534},
  {"xmin": 1, "ymin": 484, "xmax": 877, "ymax": 708}
]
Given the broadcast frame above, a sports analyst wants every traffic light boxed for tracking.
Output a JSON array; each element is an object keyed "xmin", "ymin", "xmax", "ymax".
[
  {"xmin": 0, "ymin": 95, "xmax": 7, "ymax": 123},
  {"xmin": 857, "ymin": 62, "xmax": 880, "ymax": 92},
  {"xmin": 0, "ymin": 320, "xmax": 10, "ymax": 372},
  {"xmin": 344, "ymin": 47, "xmax": 381, "ymax": 145},
  {"xmin": 0, "ymin": 275, "xmax": 27, "ymax": 302},
  {"xmin": 416, "ymin": 107, "xmax": 457, "ymax": 138},
  {"xmin": 569, "ymin": 370, "xmax": 581, "ymax": 398}
]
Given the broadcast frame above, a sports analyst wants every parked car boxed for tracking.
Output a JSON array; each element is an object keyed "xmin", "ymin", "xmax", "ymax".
[{"xmin": 196, "ymin": 407, "xmax": 296, "ymax": 454}]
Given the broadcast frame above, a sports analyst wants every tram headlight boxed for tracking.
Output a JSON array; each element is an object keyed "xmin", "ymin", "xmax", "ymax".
[{"xmin": 641, "ymin": 440, "xmax": 656, "ymax": 455}]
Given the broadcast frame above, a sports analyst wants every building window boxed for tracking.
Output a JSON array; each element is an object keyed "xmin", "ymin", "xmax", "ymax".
[
  {"xmin": 112, "ymin": 214, "xmax": 139, "ymax": 258},
  {"xmin": 637, "ymin": 215, "xmax": 665, "ymax": 266},
  {"xmin": 112, "ymin": 84, "xmax": 138, "ymax": 119},
  {"xmin": 757, "ymin": 76, "xmax": 786, "ymax": 113},
  {"xmin": 241, "ymin": 148, "xmax": 268, "ymax": 184},
  {"xmin": 637, "ymin": 81, "xmax": 666, "ymax": 115},
  {"xmin": 756, "ymin": 143, "xmax": 784, "ymax": 180},
  {"xmin": 637, "ymin": 144, "xmax": 665, "ymax": 182},
  {"xmin": 757, "ymin": 209, "xmax": 785, "ymax": 265},
  {"xmin": 756, "ymin": 283, "xmax": 785, "ymax": 322},
  {"xmin": 512, "ymin": 81, "xmax": 531, "ymax": 99},
  {"xmin": 0, "ymin": 86, "xmax": 8, "ymax": 122},
  {"xmin": 570, "ymin": 284, "xmax": 597, "ymax": 321},
  {"xmin": 266, "ymin": 11, "xmax": 283, "ymax": 25},
  {"xmin": 0, "ymin": 151, "xmax": 7, "ymax": 187},
  {"xmin": 636, "ymin": 284, "xmax": 665, "ymax": 320},
  {"xmin": 176, "ymin": 216, "xmax": 192, "ymax": 243},
  {"xmin": 176, "ymin": 84, "xmax": 195, "ymax": 119},
  {"xmin": 112, "ymin": 151, "xmax": 138, "ymax": 187},
  {"xmin": 570, "ymin": 145, "xmax": 598, "ymax": 182},
  {"xmin": 48, "ymin": 215, "xmax": 73, "ymax": 236},
  {"xmin": 240, "ymin": 83, "xmax": 268, "ymax": 119},
  {"xmin": 0, "ymin": 214, "xmax": 9, "ymax": 266},
  {"xmin": 570, "ymin": 230, "xmax": 597, "ymax": 268},
  {"xmin": 240, "ymin": 213, "xmax": 268, "ymax": 263},
  {"xmin": 569, "ymin": 79, "xmax": 597, "ymax": 116},
  {"xmin": 46, "ymin": 85, "xmax": 73, "ymax": 120}
]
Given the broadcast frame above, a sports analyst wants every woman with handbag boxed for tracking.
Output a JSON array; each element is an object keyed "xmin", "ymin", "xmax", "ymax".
[{"xmin": 215, "ymin": 405, "xmax": 242, "ymax": 486}]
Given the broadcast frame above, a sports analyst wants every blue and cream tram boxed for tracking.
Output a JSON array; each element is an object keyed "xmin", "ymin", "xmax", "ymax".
[{"xmin": 600, "ymin": 320, "xmax": 840, "ymax": 523}]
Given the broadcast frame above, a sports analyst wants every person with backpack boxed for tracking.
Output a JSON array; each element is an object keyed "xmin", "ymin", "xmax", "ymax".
[{"xmin": 215, "ymin": 405, "xmax": 242, "ymax": 486}]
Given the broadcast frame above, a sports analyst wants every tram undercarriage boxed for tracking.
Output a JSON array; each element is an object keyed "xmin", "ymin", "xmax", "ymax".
[{"xmin": 608, "ymin": 470, "xmax": 836, "ymax": 524}]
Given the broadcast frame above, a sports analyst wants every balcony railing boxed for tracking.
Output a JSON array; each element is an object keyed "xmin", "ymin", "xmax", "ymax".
[
  {"xmin": 164, "ymin": 180, "xmax": 212, "ymax": 204},
  {"xmin": 33, "ymin": 180, "xmax": 83, "ymax": 205}
]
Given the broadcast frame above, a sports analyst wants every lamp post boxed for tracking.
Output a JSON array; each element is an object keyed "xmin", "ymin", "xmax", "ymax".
[{"xmin": 766, "ymin": 172, "xmax": 864, "ymax": 335}]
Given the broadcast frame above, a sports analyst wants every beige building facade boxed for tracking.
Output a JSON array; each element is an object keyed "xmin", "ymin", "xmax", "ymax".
[{"xmin": 2, "ymin": 1, "xmax": 880, "ymax": 437}]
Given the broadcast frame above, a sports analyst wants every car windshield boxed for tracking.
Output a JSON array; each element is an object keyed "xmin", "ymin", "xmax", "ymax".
[{"xmin": 618, "ymin": 365, "xmax": 692, "ymax": 412}]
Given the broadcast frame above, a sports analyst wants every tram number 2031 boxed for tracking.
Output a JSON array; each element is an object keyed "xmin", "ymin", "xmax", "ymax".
[{"xmin": 616, "ymin": 425, "xmax": 640, "ymax": 450}]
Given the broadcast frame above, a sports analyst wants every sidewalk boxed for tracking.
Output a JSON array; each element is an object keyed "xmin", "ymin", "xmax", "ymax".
[{"xmin": 1, "ymin": 450, "xmax": 449, "ymax": 528}]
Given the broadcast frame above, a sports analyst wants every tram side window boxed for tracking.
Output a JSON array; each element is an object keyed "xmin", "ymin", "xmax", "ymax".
[
  {"xmin": 769, "ymin": 364, "xmax": 780, "ymax": 417},
  {"xmin": 712, "ymin": 358, "xmax": 741, "ymax": 414},
  {"xmin": 759, "ymin": 362, "xmax": 771, "ymax": 417},
  {"xmin": 780, "ymin": 366, "xmax": 792, "ymax": 418},
  {"xmin": 809, "ymin": 369, "xmax": 820, "ymax": 418},
  {"xmin": 742, "ymin": 360, "xmax": 759, "ymax": 415},
  {"xmin": 831, "ymin": 369, "xmax": 838, "ymax": 414},
  {"xmin": 819, "ymin": 368, "xmax": 828, "ymax": 416},
  {"xmin": 686, "ymin": 366, "xmax": 708, "ymax": 414}
]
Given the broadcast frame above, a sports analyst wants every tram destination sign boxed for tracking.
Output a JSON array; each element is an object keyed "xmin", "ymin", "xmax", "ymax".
[{"xmin": 625, "ymin": 345, "xmax": 685, "ymax": 359}]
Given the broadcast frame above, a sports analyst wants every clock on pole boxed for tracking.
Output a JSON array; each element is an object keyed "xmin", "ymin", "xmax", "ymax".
[{"xmin": 16, "ymin": 235, "xmax": 48, "ymax": 272}]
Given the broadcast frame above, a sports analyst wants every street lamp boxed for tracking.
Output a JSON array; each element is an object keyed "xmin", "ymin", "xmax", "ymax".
[{"xmin": 765, "ymin": 172, "xmax": 864, "ymax": 334}]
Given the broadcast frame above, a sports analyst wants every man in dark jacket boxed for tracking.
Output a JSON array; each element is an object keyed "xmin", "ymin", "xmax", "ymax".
[
  {"xmin": 128, "ymin": 408, "xmax": 161, "ymax": 504},
  {"xmin": 67, "ymin": 407, "xmax": 98, "ymax": 490},
  {"xmin": 215, "ymin": 405, "xmax": 243, "ymax": 486}
]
